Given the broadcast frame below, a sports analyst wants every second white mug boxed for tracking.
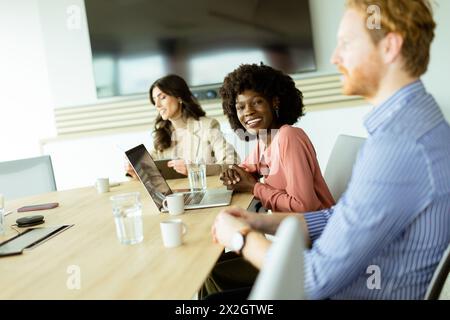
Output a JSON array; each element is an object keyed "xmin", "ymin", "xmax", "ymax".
[
  {"xmin": 160, "ymin": 219, "xmax": 188, "ymax": 248},
  {"xmin": 162, "ymin": 193, "xmax": 185, "ymax": 215},
  {"xmin": 96, "ymin": 178, "xmax": 110, "ymax": 193}
]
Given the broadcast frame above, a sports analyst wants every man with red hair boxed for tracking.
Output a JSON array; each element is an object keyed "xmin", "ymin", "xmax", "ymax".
[{"xmin": 210, "ymin": 0, "xmax": 450, "ymax": 299}]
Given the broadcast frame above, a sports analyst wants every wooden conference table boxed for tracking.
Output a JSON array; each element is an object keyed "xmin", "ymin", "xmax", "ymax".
[{"xmin": 0, "ymin": 176, "xmax": 253, "ymax": 299}]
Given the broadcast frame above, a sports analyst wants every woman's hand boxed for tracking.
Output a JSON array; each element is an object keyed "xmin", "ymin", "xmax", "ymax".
[
  {"xmin": 125, "ymin": 161, "xmax": 138, "ymax": 179},
  {"xmin": 220, "ymin": 165, "xmax": 258, "ymax": 193},
  {"xmin": 220, "ymin": 165, "xmax": 241, "ymax": 185},
  {"xmin": 167, "ymin": 159, "xmax": 188, "ymax": 176}
]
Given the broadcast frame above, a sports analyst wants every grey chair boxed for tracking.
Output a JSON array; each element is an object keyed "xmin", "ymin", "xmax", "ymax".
[
  {"xmin": 324, "ymin": 135, "xmax": 366, "ymax": 201},
  {"xmin": 0, "ymin": 155, "xmax": 56, "ymax": 200},
  {"xmin": 249, "ymin": 216, "xmax": 305, "ymax": 300},
  {"xmin": 424, "ymin": 244, "xmax": 450, "ymax": 300}
]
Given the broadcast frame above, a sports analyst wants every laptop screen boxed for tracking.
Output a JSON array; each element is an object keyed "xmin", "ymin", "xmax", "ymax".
[{"xmin": 125, "ymin": 144, "xmax": 172, "ymax": 210}]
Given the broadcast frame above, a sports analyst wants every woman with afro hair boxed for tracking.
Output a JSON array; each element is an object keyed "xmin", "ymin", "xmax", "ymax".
[
  {"xmin": 200, "ymin": 64, "xmax": 335, "ymax": 299},
  {"xmin": 220, "ymin": 63, "xmax": 335, "ymax": 213}
]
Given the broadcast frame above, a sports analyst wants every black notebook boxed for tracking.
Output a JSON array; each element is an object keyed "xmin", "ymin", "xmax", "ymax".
[{"xmin": 0, "ymin": 225, "xmax": 72, "ymax": 257}]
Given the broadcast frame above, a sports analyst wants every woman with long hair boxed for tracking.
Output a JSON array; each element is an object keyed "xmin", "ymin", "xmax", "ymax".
[{"xmin": 126, "ymin": 74, "xmax": 239, "ymax": 178}]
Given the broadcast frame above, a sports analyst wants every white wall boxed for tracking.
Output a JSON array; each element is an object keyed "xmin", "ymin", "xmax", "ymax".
[
  {"xmin": 0, "ymin": 0, "xmax": 55, "ymax": 162},
  {"xmin": 38, "ymin": 0, "xmax": 97, "ymax": 107},
  {"xmin": 43, "ymin": 131, "xmax": 152, "ymax": 189},
  {"xmin": 309, "ymin": 0, "xmax": 345, "ymax": 73},
  {"xmin": 423, "ymin": 0, "xmax": 450, "ymax": 119}
]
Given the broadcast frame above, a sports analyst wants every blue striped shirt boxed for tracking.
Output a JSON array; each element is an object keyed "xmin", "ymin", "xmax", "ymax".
[{"xmin": 303, "ymin": 80, "xmax": 450, "ymax": 300}]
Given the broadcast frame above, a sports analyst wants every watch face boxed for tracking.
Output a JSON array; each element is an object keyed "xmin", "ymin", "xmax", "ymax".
[{"xmin": 231, "ymin": 232, "xmax": 244, "ymax": 252}]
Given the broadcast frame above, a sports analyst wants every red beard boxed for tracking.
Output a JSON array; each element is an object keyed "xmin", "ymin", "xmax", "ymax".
[{"xmin": 338, "ymin": 55, "xmax": 382, "ymax": 99}]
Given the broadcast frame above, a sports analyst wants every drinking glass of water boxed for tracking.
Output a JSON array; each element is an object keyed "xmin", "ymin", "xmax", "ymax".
[
  {"xmin": 186, "ymin": 160, "xmax": 207, "ymax": 192},
  {"xmin": 110, "ymin": 192, "xmax": 144, "ymax": 245}
]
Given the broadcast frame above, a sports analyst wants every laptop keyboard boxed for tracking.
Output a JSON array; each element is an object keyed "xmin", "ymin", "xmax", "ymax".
[{"xmin": 183, "ymin": 192, "xmax": 206, "ymax": 205}]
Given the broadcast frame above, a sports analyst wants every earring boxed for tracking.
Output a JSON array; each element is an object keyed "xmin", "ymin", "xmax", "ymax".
[{"xmin": 275, "ymin": 107, "xmax": 280, "ymax": 119}]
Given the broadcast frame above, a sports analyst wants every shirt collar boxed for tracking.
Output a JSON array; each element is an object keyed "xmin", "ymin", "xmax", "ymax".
[{"xmin": 364, "ymin": 80, "xmax": 426, "ymax": 134}]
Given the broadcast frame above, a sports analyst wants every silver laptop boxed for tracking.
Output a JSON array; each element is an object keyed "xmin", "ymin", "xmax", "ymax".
[{"xmin": 125, "ymin": 144, "xmax": 233, "ymax": 212}]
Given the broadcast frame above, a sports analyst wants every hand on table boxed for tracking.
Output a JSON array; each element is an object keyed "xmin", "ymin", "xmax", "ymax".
[
  {"xmin": 219, "ymin": 165, "xmax": 258, "ymax": 193},
  {"xmin": 211, "ymin": 208, "xmax": 251, "ymax": 248},
  {"xmin": 167, "ymin": 159, "xmax": 188, "ymax": 176}
]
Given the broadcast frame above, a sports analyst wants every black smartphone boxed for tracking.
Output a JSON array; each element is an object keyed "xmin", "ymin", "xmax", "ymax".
[
  {"xmin": 247, "ymin": 197, "xmax": 265, "ymax": 213},
  {"xmin": 16, "ymin": 215, "xmax": 45, "ymax": 228}
]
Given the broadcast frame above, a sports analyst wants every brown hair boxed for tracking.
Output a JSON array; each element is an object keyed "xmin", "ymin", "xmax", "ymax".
[
  {"xmin": 346, "ymin": 0, "xmax": 436, "ymax": 77},
  {"xmin": 149, "ymin": 75, "xmax": 205, "ymax": 152}
]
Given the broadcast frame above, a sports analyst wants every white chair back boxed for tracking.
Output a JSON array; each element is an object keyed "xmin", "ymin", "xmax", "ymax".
[
  {"xmin": 324, "ymin": 135, "xmax": 366, "ymax": 201},
  {"xmin": 424, "ymin": 244, "xmax": 450, "ymax": 300},
  {"xmin": 0, "ymin": 155, "xmax": 56, "ymax": 200},
  {"xmin": 249, "ymin": 217, "xmax": 305, "ymax": 300}
]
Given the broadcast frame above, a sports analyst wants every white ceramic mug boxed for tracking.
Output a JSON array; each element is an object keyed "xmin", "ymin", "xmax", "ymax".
[
  {"xmin": 160, "ymin": 219, "xmax": 188, "ymax": 248},
  {"xmin": 95, "ymin": 178, "xmax": 110, "ymax": 194},
  {"xmin": 162, "ymin": 193, "xmax": 185, "ymax": 215}
]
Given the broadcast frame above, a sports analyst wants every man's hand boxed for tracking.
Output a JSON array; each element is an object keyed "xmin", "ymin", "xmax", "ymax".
[
  {"xmin": 220, "ymin": 206, "xmax": 261, "ymax": 229},
  {"xmin": 217, "ymin": 206, "xmax": 298, "ymax": 237},
  {"xmin": 212, "ymin": 207, "xmax": 274, "ymax": 269},
  {"xmin": 211, "ymin": 210, "xmax": 251, "ymax": 248},
  {"xmin": 220, "ymin": 165, "xmax": 258, "ymax": 193},
  {"xmin": 167, "ymin": 159, "xmax": 188, "ymax": 176}
]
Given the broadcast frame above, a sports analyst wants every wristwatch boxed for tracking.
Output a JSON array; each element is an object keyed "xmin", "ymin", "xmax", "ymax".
[{"xmin": 231, "ymin": 228, "xmax": 251, "ymax": 255}]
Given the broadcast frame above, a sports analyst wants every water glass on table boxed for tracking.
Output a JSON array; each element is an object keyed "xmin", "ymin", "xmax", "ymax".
[
  {"xmin": 186, "ymin": 160, "xmax": 207, "ymax": 192},
  {"xmin": 110, "ymin": 192, "xmax": 144, "ymax": 245}
]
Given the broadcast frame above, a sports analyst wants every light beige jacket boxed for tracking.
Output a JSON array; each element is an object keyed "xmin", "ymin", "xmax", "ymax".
[{"xmin": 150, "ymin": 116, "xmax": 240, "ymax": 173}]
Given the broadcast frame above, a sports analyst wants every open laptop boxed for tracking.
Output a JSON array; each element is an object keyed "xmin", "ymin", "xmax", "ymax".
[{"xmin": 125, "ymin": 144, "xmax": 233, "ymax": 212}]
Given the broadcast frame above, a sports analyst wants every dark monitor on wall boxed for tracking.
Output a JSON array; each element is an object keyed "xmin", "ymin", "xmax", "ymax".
[{"xmin": 85, "ymin": 0, "xmax": 316, "ymax": 99}]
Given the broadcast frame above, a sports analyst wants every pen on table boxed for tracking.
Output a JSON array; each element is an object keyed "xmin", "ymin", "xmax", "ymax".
[{"xmin": 5, "ymin": 210, "xmax": 13, "ymax": 216}]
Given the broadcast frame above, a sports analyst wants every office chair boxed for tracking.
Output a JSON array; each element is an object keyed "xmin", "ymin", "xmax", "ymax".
[
  {"xmin": 424, "ymin": 244, "xmax": 450, "ymax": 300},
  {"xmin": 249, "ymin": 216, "xmax": 305, "ymax": 300},
  {"xmin": 0, "ymin": 155, "xmax": 57, "ymax": 200},
  {"xmin": 324, "ymin": 135, "xmax": 366, "ymax": 201}
]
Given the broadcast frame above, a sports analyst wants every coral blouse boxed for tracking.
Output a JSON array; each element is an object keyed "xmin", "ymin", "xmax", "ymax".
[{"xmin": 241, "ymin": 125, "xmax": 335, "ymax": 212}]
